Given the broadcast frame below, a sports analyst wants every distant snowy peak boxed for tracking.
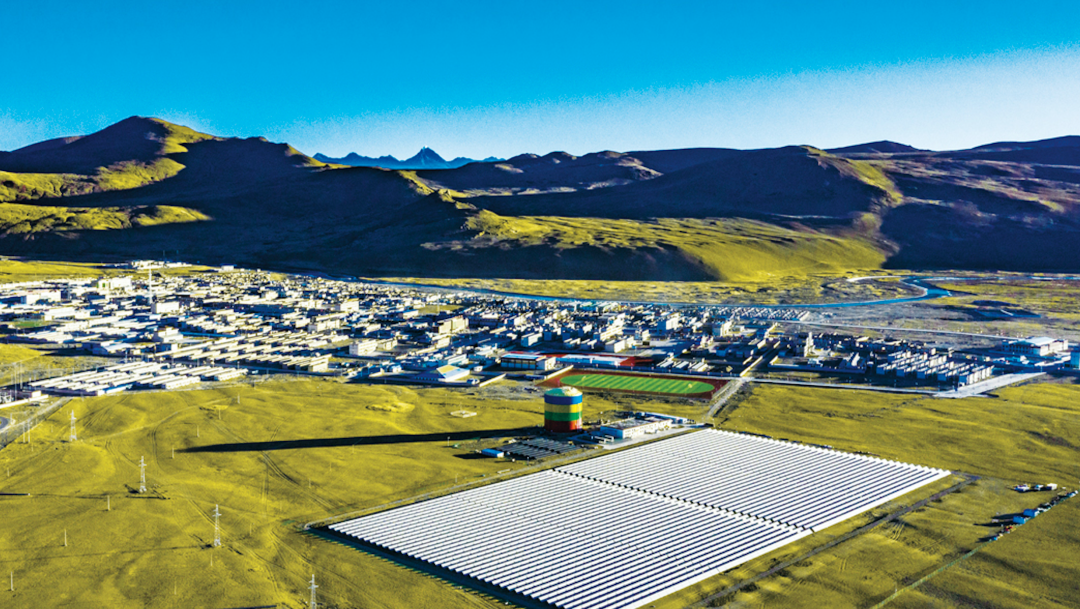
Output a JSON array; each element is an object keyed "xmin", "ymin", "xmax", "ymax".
[{"xmin": 313, "ymin": 148, "xmax": 502, "ymax": 170}]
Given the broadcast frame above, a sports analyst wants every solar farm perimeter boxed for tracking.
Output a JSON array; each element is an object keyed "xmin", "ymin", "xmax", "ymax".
[
  {"xmin": 548, "ymin": 371, "xmax": 724, "ymax": 399},
  {"xmin": 328, "ymin": 429, "xmax": 948, "ymax": 609}
]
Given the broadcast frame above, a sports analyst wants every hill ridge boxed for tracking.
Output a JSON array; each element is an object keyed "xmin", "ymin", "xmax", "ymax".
[{"xmin": 3, "ymin": 117, "xmax": 1080, "ymax": 281}]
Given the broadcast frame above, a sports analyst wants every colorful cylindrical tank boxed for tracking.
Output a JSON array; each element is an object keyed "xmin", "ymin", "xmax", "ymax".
[{"xmin": 544, "ymin": 387, "xmax": 583, "ymax": 433}]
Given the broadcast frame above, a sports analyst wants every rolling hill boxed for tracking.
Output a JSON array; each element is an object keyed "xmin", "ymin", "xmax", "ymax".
[{"xmin": 1, "ymin": 118, "xmax": 1079, "ymax": 281}]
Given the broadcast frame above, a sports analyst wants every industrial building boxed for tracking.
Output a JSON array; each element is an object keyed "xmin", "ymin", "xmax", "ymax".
[
  {"xmin": 500, "ymin": 352, "xmax": 557, "ymax": 370},
  {"xmin": 329, "ymin": 429, "xmax": 946, "ymax": 609},
  {"xmin": 1000, "ymin": 336, "xmax": 1069, "ymax": 357},
  {"xmin": 412, "ymin": 365, "xmax": 469, "ymax": 383},
  {"xmin": 597, "ymin": 417, "xmax": 670, "ymax": 440}
]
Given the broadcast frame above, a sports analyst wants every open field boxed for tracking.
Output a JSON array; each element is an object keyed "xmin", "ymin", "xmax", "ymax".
[
  {"xmin": 362, "ymin": 272, "xmax": 924, "ymax": 305},
  {"xmin": 710, "ymin": 380, "xmax": 1080, "ymax": 608},
  {"xmin": 0, "ymin": 378, "xmax": 700, "ymax": 608},
  {"xmin": 932, "ymin": 277, "xmax": 1080, "ymax": 322},
  {"xmin": 558, "ymin": 372, "xmax": 719, "ymax": 397},
  {"xmin": 2, "ymin": 371, "xmax": 1077, "ymax": 608},
  {"xmin": 0, "ymin": 258, "xmax": 213, "ymax": 284}
]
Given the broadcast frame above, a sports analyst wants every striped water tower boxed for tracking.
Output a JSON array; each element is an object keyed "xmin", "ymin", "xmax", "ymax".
[{"xmin": 544, "ymin": 387, "xmax": 583, "ymax": 433}]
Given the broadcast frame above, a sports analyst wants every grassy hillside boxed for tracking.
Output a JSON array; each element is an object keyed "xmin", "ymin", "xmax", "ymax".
[
  {"xmin": 453, "ymin": 211, "xmax": 885, "ymax": 282},
  {"xmin": 2, "ymin": 117, "xmax": 1080, "ymax": 281}
]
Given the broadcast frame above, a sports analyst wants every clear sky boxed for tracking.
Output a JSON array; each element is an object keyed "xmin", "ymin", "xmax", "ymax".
[{"xmin": 3, "ymin": 0, "xmax": 1079, "ymax": 158}]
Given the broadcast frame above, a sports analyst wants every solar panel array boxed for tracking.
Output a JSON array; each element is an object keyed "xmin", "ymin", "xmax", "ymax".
[
  {"xmin": 329, "ymin": 430, "xmax": 949, "ymax": 609},
  {"xmin": 502, "ymin": 438, "xmax": 582, "ymax": 460},
  {"xmin": 560, "ymin": 429, "xmax": 950, "ymax": 531},
  {"xmin": 331, "ymin": 470, "xmax": 807, "ymax": 609}
]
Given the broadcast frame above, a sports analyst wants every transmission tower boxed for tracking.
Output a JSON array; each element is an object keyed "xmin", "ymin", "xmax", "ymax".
[
  {"xmin": 69, "ymin": 410, "xmax": 77, "ymax": 442},
  {"xmin": 308, "ymin": 574, "xmax": 318, "ymax": 609},
  {"xmin": 138, "ymin": 456, "xmax": 147, "ymax": 493},
  {"xmin": 213, "ymin": 504, "xmax": 221, "ymax": 547}
]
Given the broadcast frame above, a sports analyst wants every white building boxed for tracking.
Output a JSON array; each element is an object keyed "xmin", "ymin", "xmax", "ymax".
[
  {"xmin": 597, "ymin": 418, "xmax": 671, "ymax": 440},
  {"xmin": 1000, "ymin": 336, "xmax": 1069, "ymax": 357},
  {"xmin": 349, "ymin": 339, "xmax": 379, "ymax": 356},
  {"xmin": 152, "ymin": 301, "xmax": 181, "ymax": 315}
]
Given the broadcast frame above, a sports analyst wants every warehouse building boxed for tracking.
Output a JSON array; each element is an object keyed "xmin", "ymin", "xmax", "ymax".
[
  {"xmin": 1000, "ymin": 336, "xmax": 1069, "ymax": 357},
  {"xmin": 500, "ymin": 352, "xmax": 556, "ymax": 370},
  {"xmin": 597, "ymin": 417, "xmax": 670, "ymax": 439}
]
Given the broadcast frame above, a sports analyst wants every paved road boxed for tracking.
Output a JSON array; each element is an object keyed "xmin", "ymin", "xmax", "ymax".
[
  {"xmin": 934, "ymin": 372, "xmax": 1045, "ymax": 398},
  {"xmin": 746, "ymin": 377, "xmax": 936, "ymax": 395}
]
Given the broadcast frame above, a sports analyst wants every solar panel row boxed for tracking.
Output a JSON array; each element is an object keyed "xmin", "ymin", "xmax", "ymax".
[
  {"xmin": 559, "ymin": 430, "xmax": 949, "ymax": 531},
  {"xmin": 331, "ymin": 470, "xmax": 808, "ymax": 609}
]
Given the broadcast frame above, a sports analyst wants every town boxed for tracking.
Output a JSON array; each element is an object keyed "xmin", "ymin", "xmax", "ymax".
[{"xmin": 0, "ymin": 262, "xmax": 1075, "ymax": 403}]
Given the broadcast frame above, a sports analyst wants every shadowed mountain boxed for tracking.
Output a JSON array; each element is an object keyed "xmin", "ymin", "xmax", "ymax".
[
  {"xmin": 827, "ymin": 141, "xmax": 924, "ymax": 154},
  {"xmin": 416, "ymin": 150, "xmax": 663, "ymax": 194},
  {"xmin": 3, "ymin": 117, "xmax": 1080, "ymax": 280}
]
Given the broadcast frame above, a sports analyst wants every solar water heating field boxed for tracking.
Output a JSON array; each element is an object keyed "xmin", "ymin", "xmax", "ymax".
[{"xmin": 327, "ymin": 430, "xmax": 949, "ymax": 609}]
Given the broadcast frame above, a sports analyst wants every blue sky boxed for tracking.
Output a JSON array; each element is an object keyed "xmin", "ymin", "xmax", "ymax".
[{"xmin": 3, "ymin": 1, "xmax": 1079, "ymax": 158}]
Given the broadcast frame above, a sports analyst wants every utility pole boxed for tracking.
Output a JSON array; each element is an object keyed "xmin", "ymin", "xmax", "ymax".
[
  {"xmin": 139, "ymin": 456, "xmax": 147, "ymax": 493},
  {"xmin": 213, "ymin": 504, "xmax": 222, "ymax": 547},
  {"xmin": 69, "ymin": 410, "xmax": 77, "ymax": 442},
  {"xmin": 309, "ymin": 574, "xmax": 318, "ymax": 609}
]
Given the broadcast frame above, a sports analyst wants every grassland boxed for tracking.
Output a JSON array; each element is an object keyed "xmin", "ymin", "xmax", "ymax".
[
  {"xmin": 363, "ymin": 272, "xmax": 921, "ymax": 305},
  {"xmin": 0, "ymin": 378, "xmax": 705, "ymax": 608},
  {"xmin": 708, "ymin": 381, "xmax": 1080, "ymax": 608},
  {"xmin": 0, "ymin": 202, "xmax": 208, "ymax": 234},
  {"xmin": 3, "ymin": 371, "xmax": 1077, "ymax": 608},
  {"xmin": 932, "ymin": 278, "xmax": 1080, "ymax": 322},
  {"xmin": 0, "ymin": 258, "xmax": 212, "ymax": 284},
  {"xmin": 450, "ymin": 211, "xmax": 887, "ymax": 282}
]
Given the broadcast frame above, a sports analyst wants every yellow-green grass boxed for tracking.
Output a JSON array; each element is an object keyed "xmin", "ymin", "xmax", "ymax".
[
  {"xmin": 0, "ymin": 202, "xmax": 209, "ymax": 235},
  {"xmin": 0, "ymin": 119, "xmax": 217, "ymax": 204},
  {"xmin": 705, "ymin": 381, "xmax": 1080, "ymax": 608},
  {"xmin": 0, "ymin": 259, "xmax": 215, "ymax": 285},
  {"xmin": 454, "ymin": 211, "xmax": 886, "ymax": 282},
  {"xmin": 363, "ymin": 272, "xmax": 920, "ymax": 305},
  {"xmin": 933, "ymin": 278, "xmax": 1080, "ymax": 322},
  {"xmin": 719, "ymin": 383, "xmax": 1079, "ymax": 481},
  {"xmin": 0, "ymin": 343, "xmax": 48, "ymax": 366},
  {"xmin": 892, "ymin": 494, "xmax": 1080, "ymax": 609},
  {"xmin": 0, "ymin": 378, "xmax": 695, "ymax": 608},
  {"xmin": 561, "ymin": 373, "xmax": 715, "ymax": 395}
]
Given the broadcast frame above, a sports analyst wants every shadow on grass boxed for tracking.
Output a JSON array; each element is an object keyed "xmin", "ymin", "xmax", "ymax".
[{"xmin": 182, "ymin": 427, "xmax": 540, "ymax": 453}]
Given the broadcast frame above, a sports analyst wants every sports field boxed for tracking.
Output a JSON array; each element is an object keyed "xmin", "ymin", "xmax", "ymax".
[{"xmin": 559, "ymin": 373, "xmax": 718, "ymax": 396}]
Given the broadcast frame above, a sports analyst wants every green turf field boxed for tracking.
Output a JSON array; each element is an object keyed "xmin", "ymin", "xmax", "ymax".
[{"xmin": 560, "ymin": 373, "xmax": 714, "ymax": 395}]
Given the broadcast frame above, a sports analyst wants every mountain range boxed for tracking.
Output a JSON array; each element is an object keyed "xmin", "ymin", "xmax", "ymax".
[
  {"xmin": 313, "ymin": 148, "xmax": 501, "ymax": 170},
  {"xmin": 1, "ymin": 116, "xmax": 1079, "ymax": 282}
]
